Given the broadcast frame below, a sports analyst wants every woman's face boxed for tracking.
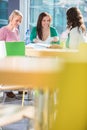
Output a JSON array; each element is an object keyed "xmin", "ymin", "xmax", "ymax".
[
  {"xmin": 10, "ymin": 15, "xmax": 22, "ymax": 28},
  {"xmin": 41, "ymin": 16, "xmax": 51, "ymax": 28}
]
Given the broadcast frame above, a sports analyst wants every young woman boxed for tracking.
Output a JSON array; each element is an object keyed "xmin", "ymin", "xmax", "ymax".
[
  {"xmin": 0, "ymin": 9, "xmax": 23, "ymax": 41},
  {"xmin": 66, "ymin": 7, "xmax": 87, "ymax": 49},
  {"xmin": 30, "ymin": 12, "xmax": 59, "ymax": 44},
  {"xmin": 0, "ymin": 10, "xmax": 23, "ymax": 98}
]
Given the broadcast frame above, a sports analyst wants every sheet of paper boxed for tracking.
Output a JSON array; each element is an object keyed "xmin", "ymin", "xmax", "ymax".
[{"xmin": 26, "ymin": 43, "xmax": 51, "ymax": 49}]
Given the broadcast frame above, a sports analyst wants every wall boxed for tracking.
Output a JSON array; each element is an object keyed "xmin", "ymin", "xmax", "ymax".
[{"xmin": 8, "ymin": 0, "xmax": 19, "ymax": 16}]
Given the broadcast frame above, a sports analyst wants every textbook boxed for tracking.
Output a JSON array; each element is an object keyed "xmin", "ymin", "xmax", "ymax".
[{"xmin": 26, "ymin": 43, "xmax": 62, "ymax": 49}]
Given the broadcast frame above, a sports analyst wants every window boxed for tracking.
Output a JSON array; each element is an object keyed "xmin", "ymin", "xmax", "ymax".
[
  {"xmin": 20, "ymin": 0, "xmax": 87, "ymax": 40},
  {"xmin": 0, "ymin": 0, "xmax": 8, "ymax": 28}
]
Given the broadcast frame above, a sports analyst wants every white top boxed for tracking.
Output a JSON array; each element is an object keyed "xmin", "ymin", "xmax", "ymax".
[
  {"xmin": 36, "ymin": 35, "xmax": 53, "ymax": 44},
  {"xmin": 69, "ymin": 27, "xmax": 87, "ymax": 49}
]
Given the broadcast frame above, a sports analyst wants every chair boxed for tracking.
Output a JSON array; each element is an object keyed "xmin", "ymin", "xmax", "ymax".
[
  {"xmin": 0, "ymin": 41, "xmax": 7, "ymax": 103},
  {"xmin": 0, "ymin": 41, "xmax": 7, "ymax": 130},
  {"xmin": 25, "ymin": 45, "xmax": 87, "ymax": 130},
  {"xmin": 49, "ymin": 54, "xmax": 86, "ymax": 130},
  {"xmin": 0, "ymin": 56, "xmax": 65, "ymax": 130},
  {"xmin": 1, "ymin": 41, "xmax": 26, "ymax": 105},
  {"xmin": 78, "ymin": 43, "xmax": 87, "ymax": 60},
  {"xmin": 0, "ymin": 41, "xmax": 6, "ymax": 58}
]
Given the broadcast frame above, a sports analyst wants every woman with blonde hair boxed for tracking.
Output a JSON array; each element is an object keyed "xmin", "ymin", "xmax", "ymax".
[
  {"xmin": 0, "ymin": 10, "xmax": 23, "ymax": 98},
  {"xmin": 0, "ymin": 9, "xmax": 23, "ymax": 41}
]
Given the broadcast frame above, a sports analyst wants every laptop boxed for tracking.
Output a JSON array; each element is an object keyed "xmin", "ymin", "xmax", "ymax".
[{"xmin": 5, "ymin": 41, "xmax": 25, "ymax": 56}]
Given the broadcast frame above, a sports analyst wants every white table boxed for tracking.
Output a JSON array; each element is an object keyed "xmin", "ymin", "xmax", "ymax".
[
  {"xmin": 25, "ymin": 44, "xmax": 79, "ymax": 58},
  {"xmin": 0, "ymin": 56, "xmax": 63, "ymax": 88}
]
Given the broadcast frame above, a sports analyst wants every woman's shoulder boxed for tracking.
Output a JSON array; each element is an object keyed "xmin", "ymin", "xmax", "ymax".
[
  {"xmin": 32, "ymin": 26, "xmax": 37, "ymax": 31},
  {"xmin": 50, "ymin": 26, "xmax": 58, "ymax": 36},
  {"xmin": 0, "ymin": 26, "xmax": 10, "ymax": 35},
  {"xmin": 50, "ymin": 26, "xmax": 57, "ymax": 30},
  {"xmin": 70, "ymin": 27, "xmax": 86, "ymax": 39},
  {"xmin": 70, "ymin": 27, "xmax": 82, "ymax": 33},
  {"xmin": 0, "ymin": 26, "xmax": 7, "ymax": 32},
  {"xmin": 50, "ymin": 26, "xmax": 58, "ymax": 33}
]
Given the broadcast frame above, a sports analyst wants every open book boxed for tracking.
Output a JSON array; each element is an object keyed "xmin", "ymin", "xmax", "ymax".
[
  {"xmin": 26, "ymin": 43, "xmax": 62, "ymax": 49},
  {"xmin": 26, "ymin": 43, "xmax": 50, "ymax": 49}
]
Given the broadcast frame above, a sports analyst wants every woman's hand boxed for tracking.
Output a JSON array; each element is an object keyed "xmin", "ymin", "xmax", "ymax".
[
  {"xmin": 33, "ymin": 38, "xmax": 40, "ymax": 43},
  {"xmin": 52, "ymin": 37, "xmax": 59, "ymax": 42}
]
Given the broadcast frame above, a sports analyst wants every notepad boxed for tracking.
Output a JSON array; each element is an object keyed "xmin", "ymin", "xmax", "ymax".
[
  {"xmin": 26, "ymin": 43, "xmax": 51, "ymax": 49},
  {"xmin": 26, "ymin": 43, "xmax": 62, "ymax": 49}
]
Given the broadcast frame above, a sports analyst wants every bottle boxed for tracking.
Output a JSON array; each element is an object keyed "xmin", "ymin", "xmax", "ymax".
[{"xmin": 25, "ymin": 29, "xmax": 30, "ymax": 45}]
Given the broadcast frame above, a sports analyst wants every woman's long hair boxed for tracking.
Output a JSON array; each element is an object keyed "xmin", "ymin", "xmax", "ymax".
[
  {"xmin": 37, "ymin": 12, "xmax": 52, "ymax": 40},
  {"xmin": 66, "ymin": 7, "xmax": 86, "ymax": 33}
]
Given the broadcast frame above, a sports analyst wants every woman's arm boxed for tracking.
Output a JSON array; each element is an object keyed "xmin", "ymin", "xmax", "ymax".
[
  {"xmin": 0, "ymin": 27, "xmax": 6, "ymax": 41},
  {"xmin": 50, "ymin": 27, "xmax": 59, "ymax": 42},
  {"xmin": 30, "ymin": 27, "xmax": 37, "ymax": 42},
  {"xmin": 51, "ymin": 36, "xmax": 59, "ymax": 42}
]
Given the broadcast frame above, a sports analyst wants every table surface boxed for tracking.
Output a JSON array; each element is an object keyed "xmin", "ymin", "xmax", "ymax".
[
  {"xmin": 25, "ymin": 44, "xmax": 79, "ymax": 57},
  {"xmin": 0, "ymin": 56, "xmax": 64, "ymax": 89}
]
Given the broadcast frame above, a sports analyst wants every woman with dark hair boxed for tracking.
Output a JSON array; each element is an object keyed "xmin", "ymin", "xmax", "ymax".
[
  {"xmin": 66, "ymin": 7, "xmax": 87, "ymax": 49},
  {"xmin": 30, "ymin": 12, "xmax": 59, "ymax": 44}
]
